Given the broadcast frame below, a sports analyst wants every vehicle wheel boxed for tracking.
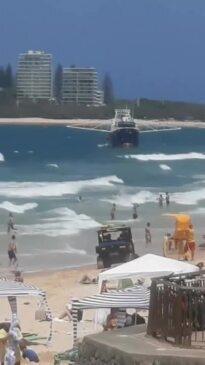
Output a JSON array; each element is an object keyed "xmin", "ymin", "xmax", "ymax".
[
  {"xmin": 97, "ymin": 257, "xmax": 104, "ymax": 269},
  {"xmin": 103, "ymin": 257, "xmax": 110, "ymax": 268},
  {"xmin": 125, "ymin": 253, "xmax": 133, "ymax": 262}
]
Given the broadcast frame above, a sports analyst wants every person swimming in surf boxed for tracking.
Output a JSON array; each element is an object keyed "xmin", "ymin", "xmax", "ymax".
[
  {"xmin": 132, "ymin": 203, "xmax": 139, "ymax": 219},
  {"xmin": 165, "ymin": 192, "xmax": 170, "ymax": 206},
  {"xmin": 158, "ymin": 194, "xmax": 163, "ymax": 207},
  {"xmin": 78, "ymin": 195, "xmax": 82, "ymax": 202},
  {"xmin": 110, "ymin": 204, "xmax": 116, "ymax": 220}
]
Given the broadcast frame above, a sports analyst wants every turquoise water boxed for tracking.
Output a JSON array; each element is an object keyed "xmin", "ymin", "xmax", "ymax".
[{"xmin": 0, "ymin": 125, "xmax": 205, "ymax": 272}]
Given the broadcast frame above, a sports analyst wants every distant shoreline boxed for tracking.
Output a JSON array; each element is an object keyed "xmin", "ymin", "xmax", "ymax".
[{"xmin": 0, "ymin": 117, "xmax": 205, "ymax": 130}]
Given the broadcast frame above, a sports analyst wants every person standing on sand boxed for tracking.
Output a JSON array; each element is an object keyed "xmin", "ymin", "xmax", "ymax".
[
  {"xmin": 8, "ymin": 235, "xmax": 18, "ymax": 267},
  {"xmin": 163, "ymin": 233, "xmax": 171, "ymax": 257},
  {"xmin": 110, "ymin": 203, "xmax": 116, "ymax": 220},
  {"xmin": 7, "ymin": 212, "xmax": 14, "ymax": 234},
  {"xmin": 145, "ymin": 222, "xmax": 152, "ymax": 245}
]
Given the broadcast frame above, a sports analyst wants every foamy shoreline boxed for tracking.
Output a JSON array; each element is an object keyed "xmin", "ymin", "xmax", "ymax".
[{"xmin": 0, "ymin": 117, "xmax": 205, "ymax": 129}]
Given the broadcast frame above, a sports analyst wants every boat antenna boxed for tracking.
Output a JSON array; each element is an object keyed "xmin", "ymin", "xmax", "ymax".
[{"xmin": 132, "ymin": 102, "xmax": 135, "ymax": 118}]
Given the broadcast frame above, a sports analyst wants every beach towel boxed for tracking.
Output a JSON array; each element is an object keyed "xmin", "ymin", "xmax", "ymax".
[
  {"xmin": 54, "ymin": 349, "xmax": 78, "ymax": 365},
  {"xmin": 23, "ymin": 334, "xmax": 47, "ymax": 341}
]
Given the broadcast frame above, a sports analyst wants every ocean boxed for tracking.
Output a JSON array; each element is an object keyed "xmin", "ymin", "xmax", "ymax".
[{"xmin": 0, "ymin": 125, "xmax": 205, "ymax": 272}]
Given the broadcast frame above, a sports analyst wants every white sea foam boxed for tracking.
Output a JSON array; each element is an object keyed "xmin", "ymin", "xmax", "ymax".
[
  {"xmin": 46, "ymin": 163, "xmax": 59, "ymax": 168},
  {"xmin": 13, "ymin": 150, "xmax": 19, "ymax": 154},
  {"xmin": 19, "ymin": 207, "xmax": 100, "ymax": 237},
  {"xmin": 193, "ymin": 174, "xmax": 205, "ymax": 180},
  {"xmin": 0, "ymin": 175, "xmax": 123, "ymax": 198},
  {"xmin": 171, "ymin": 189, "xmax": 205, "ymax": 205},
  {"xmin": 97, "ymin": 143, "xmax": 108, "ymax": 148},
  {"xmin": 122, "ymin": 152, "xmax": 205, "ymax": 161},
  {"xmin": 28, "ymin": 150, "xmax": 34, "ymax": 154},
  {"xmin": 101, "ymin": 190, "xmax": 156, "ymax": 207},
  {"xmin": 102, "ymin": 186, "xmax": 205, "ymax": 207},
  {"xmin": 35, "ymin": 246, "xmax": 87, "ymax": 255},
  {"xmin": 159, "ymin": 164, "xmax": 172, "ymax": 171},
  {"xmin": 190, "ymin": 207, "xmax": 205, "ymax": 215},
  {"xmin": 0, "ymin": 201, "xmax": 38, "ymax": 213},
  {"xmin": 0, "ymin": 153, "xmax": 4, "ymax": 162}
]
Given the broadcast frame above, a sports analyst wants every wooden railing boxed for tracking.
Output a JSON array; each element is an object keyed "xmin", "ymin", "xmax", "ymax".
[{"xmin": 147, "ymin": 272, "xmax": 205, "ymax": 348}]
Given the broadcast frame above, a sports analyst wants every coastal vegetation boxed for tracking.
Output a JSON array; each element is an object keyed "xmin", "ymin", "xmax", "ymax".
[
  {"xmin": 1, "ymin": 97, "xmax": 205, "ymax": 121},
  {"xmin": 0, "ymin": 64, "xmax": 205, "ymax": 121}
]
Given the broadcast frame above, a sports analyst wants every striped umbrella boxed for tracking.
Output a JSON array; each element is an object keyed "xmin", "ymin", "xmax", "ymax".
[
  {"xmin": 0, "ymin": 278, "xmax": 53, "ymax": 344},
  {"xmin": 72, "ymin": 285, "xmax": 150, "ymax": 346}
]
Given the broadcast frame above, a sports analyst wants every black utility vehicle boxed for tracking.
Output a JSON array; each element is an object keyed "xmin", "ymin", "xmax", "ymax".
[{"xmin": 96, "ymin": 225, "xmax": 136, "ymax": 269}]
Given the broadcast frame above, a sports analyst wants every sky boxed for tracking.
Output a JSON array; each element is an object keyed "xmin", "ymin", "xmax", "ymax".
[{"xmin": 1, "ymin": 0, "xmax": 205, "ymax": 103}]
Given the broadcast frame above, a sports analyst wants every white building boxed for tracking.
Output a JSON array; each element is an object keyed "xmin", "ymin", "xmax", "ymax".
[
  {"xmin": 62, "ymin": 67, "xmax": 103, "ymax": 106},
  {"xmin": 16, "ymin": 50, "xmax": 52, "ymax": 101}
]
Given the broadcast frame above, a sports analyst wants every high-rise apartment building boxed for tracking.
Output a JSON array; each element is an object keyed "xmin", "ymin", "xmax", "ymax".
[
  {"xmin": 62, "ymin": 67, "xmax": 103, "ymax": 105},
  {"xmin": 16, "ymin": 50, "xmax": 52, "ymax": 101}
]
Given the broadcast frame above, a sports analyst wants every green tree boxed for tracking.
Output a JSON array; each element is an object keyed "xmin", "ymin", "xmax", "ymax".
[
  {"xmin": 54, "ymin": 64, "xmax": 63, "ymax": 102},
  {"xmin": 5, "ymin": 64, "xmax": 13, "ymax": 88},
  {"xmin": 0, "ymin": 67, "xmax": 6, "ymax": 88},
  {"xmin": 103, "ymin": 72, "xmax": 114, "ymax": 104}
]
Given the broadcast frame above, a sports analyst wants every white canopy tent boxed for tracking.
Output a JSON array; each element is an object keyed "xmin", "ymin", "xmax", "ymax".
[{"xmin": 98, "ymin": 254, "xmax": 199, "ymax": 289}]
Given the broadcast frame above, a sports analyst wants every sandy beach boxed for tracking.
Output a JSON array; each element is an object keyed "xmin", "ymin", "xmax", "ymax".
[
  {"xmin": 2, "ymin": 265, "xmax": 99, "ymax": 365},
  {"xmin": 0, "ymin": 117, "xmax": 204, "ymax": 130},
  {"xmin": 1, "ymin": 245, "xmax": 202, "ymax": 365}
]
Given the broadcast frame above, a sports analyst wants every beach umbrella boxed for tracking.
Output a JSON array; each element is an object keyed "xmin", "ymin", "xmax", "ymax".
[{"xmin": 163, "ymin": 213, "xmax": 191, "ymax": 239}]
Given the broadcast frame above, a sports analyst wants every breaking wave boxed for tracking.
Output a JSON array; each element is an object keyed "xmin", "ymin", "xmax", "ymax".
[
  {"xmin": 102, "ymin": 186, "xmax": 205, "ymax": 207},
  {"xmin": 19, "ymin": 207, "xmax": 100, "ymax": 237},
  {"xmin": 0, "ymin": 201, "xmax": 38, "ymax": 213},
  {"xmin": 101, "ymin": 190, "xmax": 157, "ymax": 207},
  {"xmin": 159, "ymin": 164, "xmax": 172, "ymax": 171},
  {"xmin": 190, "ymin": 207, "xmax": 205, "ymax": 215},
  {"xmin": 0, "ymin": 175, "xmax": 123, "ymax": 198},
  {"xmin": 122, "ymin": 152, "xmax": 205, "ymax": 161},
  {"xmin": 46, "ymin": 163, "xmax": 59, "ymax": 168},
  {"xmin": 97, "ymin": 143, "xmax": 108, "ymax": 148},
  {"xmin": 171, "ymin": 189, "xmax": 205, "ymax": 205},
  {"xmin": 0, "ymin": 153, "xmax": 4, "ymax": 162}
]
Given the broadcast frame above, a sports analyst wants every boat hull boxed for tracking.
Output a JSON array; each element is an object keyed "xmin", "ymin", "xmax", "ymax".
[{"xmin": 110, "ymin": 128, "xmax": 139, "ymax": 147}]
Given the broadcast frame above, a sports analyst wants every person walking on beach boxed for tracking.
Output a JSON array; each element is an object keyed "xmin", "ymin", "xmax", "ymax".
[
  {"xmin": 165, "ymin": 192, "xmax": 170, "ymax": 206},
  {"xmin": 8, "ymin": 235, "xmax": 18, "ymax": 267},
  {"xmin": 145, "ymin": 222, "xmax": 152, "ymax": 245},
  {"xmin": 163, "ymin": 233, "xmax": 171, "ymax": 257},
  {"xmin": 7, "ymin": 212, "xmax": 14, "ymax": 234},
  {"xmin": 110, "ymin": 203, "xmax": 116, "ymax": 220},
  {"xmin": 187, "ymin": 224, "xmax": 196, "ymax": 261},
  {"xmin": 132, "ymin": 203, "xmax": 139, "ymax": 219}
]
